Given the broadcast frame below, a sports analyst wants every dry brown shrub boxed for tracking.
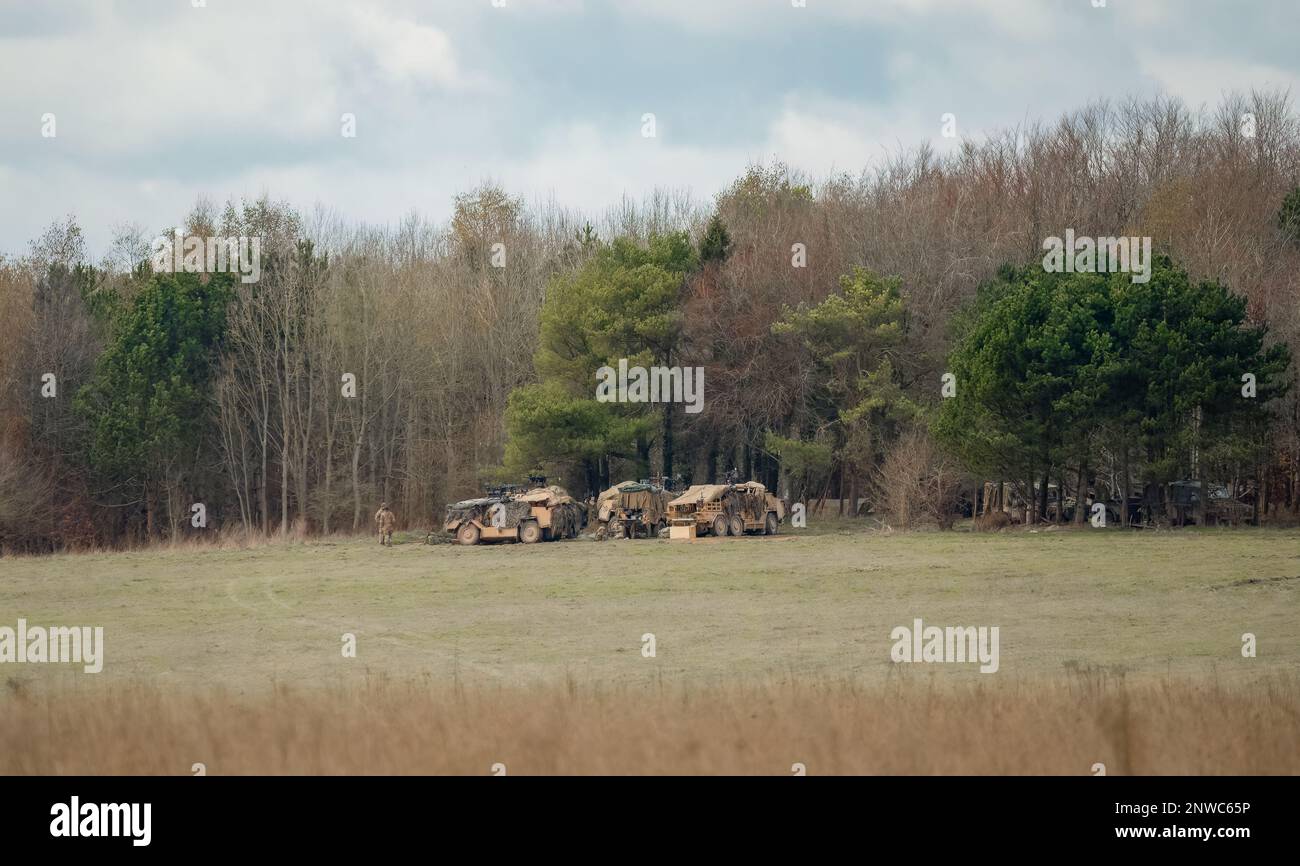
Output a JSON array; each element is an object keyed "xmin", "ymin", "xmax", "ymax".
[{"xmin": 874, "ymin": 428, "xmax": 963, "ymax": 530}]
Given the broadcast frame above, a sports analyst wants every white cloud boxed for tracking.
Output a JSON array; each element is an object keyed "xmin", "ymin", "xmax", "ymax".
[
  {"xmin": 493, "ymin": 96, "xmax": 963, "ymax": 215},
  {"xmin": 1138, "ymin": 55, "xmax": 1300, "ymax": 109},
  {"xmin": 0, "ymin": 1, "xmax": 478, "ymax": 161},
  {"xmin": 347, "ymin": 6, "xmax": 463, "ymax": 90},
  {"xmin": 766, "ymin": 96, "xmax": 959, "ymax": 178},
  {"xmin": 496, "ymin": 122, "xmax": 742, "ymax": 213},
  {"xmin": 0, "ymin": 0, "xmax": 1294, "ymax": 258},
  {"xmin": 616, "ymin": 0, "xmax": 1061, "ymax": 39}
]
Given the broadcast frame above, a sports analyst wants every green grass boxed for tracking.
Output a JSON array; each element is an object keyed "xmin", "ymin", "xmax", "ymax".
[{"xmin": 2, "ymin": 527, "xmax": 1297, "ymax": 694}]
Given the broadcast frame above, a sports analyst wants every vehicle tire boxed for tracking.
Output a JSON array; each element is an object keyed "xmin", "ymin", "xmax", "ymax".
[
  {"xmin": 457, "ymin": 523, "xmax": 481, "ymax": 546},
  {"xmin": 519, "ymin": 520, "xmax": 541, "ymax": 544},
  {"xmin": 711, "ymin": 514, "xmax": 729, "ymax": 537},
  {"xmin": 729, "ymin": 514, "xmax": 745, "ymax": 537},
  {"xmin": 764, "ymin": 512, "xmax": 778, "ymax": 535}
]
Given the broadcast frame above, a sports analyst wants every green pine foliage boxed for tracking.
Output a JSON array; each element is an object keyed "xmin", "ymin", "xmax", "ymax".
[
  {"xmin": 934, "ymin": 258, "xmax": 1291, "ymax": 499},
  {"xmin": 76, "ymin": 271, "xmax": 235, "ymax": 485}
]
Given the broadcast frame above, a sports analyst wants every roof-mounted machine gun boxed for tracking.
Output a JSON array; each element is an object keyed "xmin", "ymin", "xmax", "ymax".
[{"xmin": 484, "ymin": 483, "xmax": 521, "ymax": 500}]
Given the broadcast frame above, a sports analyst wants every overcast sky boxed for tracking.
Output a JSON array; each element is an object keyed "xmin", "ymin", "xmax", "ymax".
[{"xmin": 2, "ymin": 0, "xmax": 1298, "ymax": 258}]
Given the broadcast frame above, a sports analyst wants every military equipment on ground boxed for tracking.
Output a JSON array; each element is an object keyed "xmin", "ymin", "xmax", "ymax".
[
  {"xmin": 666, "ymin": 480, "xmax": 785, "ymax": 537},
  {"xmin": 1169, "ymin": 479, "xmax": 1251, "ymax": 526},
  {"xmin": 444, "ymin": 484, "xmax": 583, "ymax": 545},
  {"xmin": 595, "ymin": 479, "xmax": 671, "ymax": 539}
]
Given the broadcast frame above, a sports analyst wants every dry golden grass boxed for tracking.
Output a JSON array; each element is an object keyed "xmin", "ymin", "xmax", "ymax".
[{"xmin": 5, "ymin": 672, "xmax": 1298, "ymax": 775}]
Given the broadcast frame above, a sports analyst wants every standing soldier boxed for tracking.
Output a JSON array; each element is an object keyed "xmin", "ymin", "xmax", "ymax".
[{"xmin": 374, "ymin": 502, "xmax": 395, "ymax": 546}]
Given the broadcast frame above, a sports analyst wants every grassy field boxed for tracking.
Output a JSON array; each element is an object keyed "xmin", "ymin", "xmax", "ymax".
[{"xmin": 3, "ymin": 526, "xmax": 1298, "ymax": 773}]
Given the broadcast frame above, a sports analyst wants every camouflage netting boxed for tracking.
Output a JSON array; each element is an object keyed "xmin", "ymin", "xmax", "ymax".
[
  {"xmin": 597, "ymin": 481, "xmax": 668, "ymax": 524},
  {"xmin": 667, "ymin": 484, "xmax": 729, "ymax": 517},
  {"xmin": 446, "ymin": 485, "xmax": 584, "ymax": 534},
  {"xmin": 730, "ymin": 487, "xmax": 769, "ymax": 519},
  {"xmin": 516, "ymin": 485, "xmax": 576, "ymax": 507},
  {"xmin": 548, "ymin": 501, "xmax": 583, "ymax": 538},
  {"xmin": 521, "ymin": 486, "xmax": 583, "ymax": 538},
  {"xmin": 667, "ymin": 482, "xmax": 784, "ymax": 524},
  {"xmin": 596, "ymin": 481, "xmax": 640, "ymax": 521},
  {"xmin": 445, "ymin": 497, "xmax": 532, "ymax": 529}
]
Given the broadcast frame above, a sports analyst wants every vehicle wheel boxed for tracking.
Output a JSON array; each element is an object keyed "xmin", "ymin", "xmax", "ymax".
[
  {"xmin": 765, "ymin": 512, "xmax": 778, "ymax": 535},
  {"xmin": 457, "ymin": 523, "xmax": 481, "ymax": 546},
  {"xmin": 519, "ymin": 521, "xmax": 541, "ymax": 544},
  {"xmin": 729, "ymin": 514, "xmax": 745, "ymax": 537},
  {"xmin": 711, "ymin": 514, "xmax": 729, "ymax": 537}
]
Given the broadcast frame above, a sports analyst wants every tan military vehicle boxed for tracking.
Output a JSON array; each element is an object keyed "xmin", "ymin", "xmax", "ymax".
[
  {"xmin": 667, "ymin": 480, "xmax": 785, "ymax": 537},
  {"xmin": 444, "ymin": 483, "xmax": 583, "ymax": 545},
  {"xmin": 595, "ymin": 480, "xmax": 671, "ymax": 539}
]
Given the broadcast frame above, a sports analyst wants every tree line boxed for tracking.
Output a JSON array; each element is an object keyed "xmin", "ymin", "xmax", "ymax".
[{"xmin": 2, "ymin": 92, "xmax": 1299, "ymax": 551}]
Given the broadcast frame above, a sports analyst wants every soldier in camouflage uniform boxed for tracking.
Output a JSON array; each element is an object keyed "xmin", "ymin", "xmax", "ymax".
[{"xmin": 374, "ymin": 502, "xmax": 396, "ymax": 546}]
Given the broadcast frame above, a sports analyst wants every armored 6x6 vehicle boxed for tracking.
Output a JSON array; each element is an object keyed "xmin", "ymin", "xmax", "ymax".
[
  {"xmin": 667, "ymin": 481, "xmax": 785, "ymax": 537},
  {"xmin": 444, "ymin": 484, "xmax": 583, "ymax": 545},
  {"xmin": 595, "ymin": 480, "xmax": 671, "ymax": 539}
]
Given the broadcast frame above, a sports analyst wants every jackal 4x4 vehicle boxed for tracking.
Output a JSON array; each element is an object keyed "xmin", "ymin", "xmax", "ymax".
[
  {"xmin": 595, "ymin": 480, "xmax": 672, "ymax": 539},
  {"xmin": 444, "ymin": 484, "xmax": 583, "ymax": 545},
  {"xmin": 666, "ymin": 481, "xmax": 786, "ymax": 537}
]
